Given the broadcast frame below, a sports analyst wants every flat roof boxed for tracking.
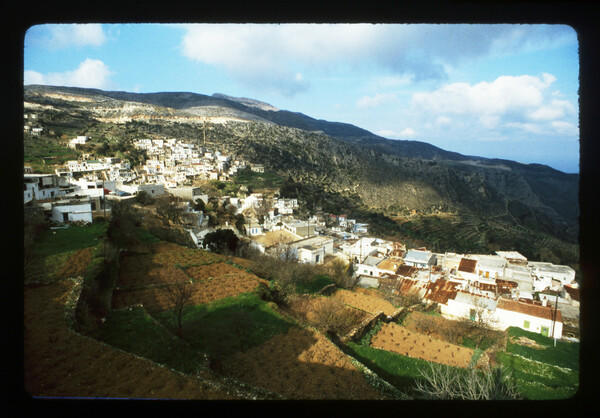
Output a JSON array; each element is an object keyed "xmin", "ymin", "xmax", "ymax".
[{"xmin": 362, "ymin": 255, "xmax": 384, "ymax": 267}]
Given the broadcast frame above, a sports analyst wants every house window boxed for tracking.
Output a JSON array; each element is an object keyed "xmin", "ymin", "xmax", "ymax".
[
  {"xmin": 63, "ymin": 213, "xmax": 69, "ymax": 222},
  {"xmin": 523, "ymin": 320, "xmax": 530, "ymax": 329},
  {"xmin": 315, "ymin": 255, "xmax": 320, "ymax": 263}
]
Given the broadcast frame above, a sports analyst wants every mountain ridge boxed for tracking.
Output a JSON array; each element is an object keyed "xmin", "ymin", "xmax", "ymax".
[{"xmin": 23, "ymin": 84, "xmax": 579, "ymax": 250}]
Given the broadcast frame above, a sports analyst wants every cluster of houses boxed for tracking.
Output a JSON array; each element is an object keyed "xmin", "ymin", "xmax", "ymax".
[
  {"xmin": 351, "ymin": 246, "xmax": 579, "ymax": 341},
  {"xmin": 24, "ymin": 133, "xmax": 580, "ymax": 342},
  {"xmin": 134, "ymin": 137, "xmax": 261, "ymax": 187}
]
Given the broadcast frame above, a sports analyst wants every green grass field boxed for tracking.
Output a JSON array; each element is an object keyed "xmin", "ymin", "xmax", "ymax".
[
  {"xmin": 99, "ymin": 306, "xmax": 201, "ymax": 375},
  {"xmin": 343, "ymin": 342, "xmax": 434, "ymax": 393},
  {"xmin": 33, "ymin": 223, "xmax": 108, "ymax": 257},
  {"xmin": 154, "ymin": 292, "xmax": 293, "ymax": 360},
  {"xmin": 497, "ymin": 327, "xmax": 579, "ymax": 399},
  {"xmin": 296, "ymin": 275, "xmax": 334, "ymax": 294}
]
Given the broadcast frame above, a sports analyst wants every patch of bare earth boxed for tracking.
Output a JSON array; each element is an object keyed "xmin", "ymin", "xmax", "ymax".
[
  {"xmin": 510, "ymin": 336, "xmax": 546, "ymax": 349},
  {"xmin": 332, "ymin": 289, "xmax": 398, "ymax": 316},
  {"xmin": 371, "ymin": 322, "xmax": 473, "ymax": 368},
  {"xmin": 222, "ymin": 326, "xmax": 385, "ymax": 400},
  {"xmin": 24, "ymin": 280, "xmax": 239, "ymax": 399}
]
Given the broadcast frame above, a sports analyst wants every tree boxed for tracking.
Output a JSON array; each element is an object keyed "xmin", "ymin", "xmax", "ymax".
[
  {"xmin": 326, "ymin": 259, "xmax": 356, "ymax": 289},
  {"xmin": 155, "ymin": 196, "xmax": 185, "ymax": 226},
  {"xmin": 414, "ymin": 363, "xmax": 521, "ymax": 400},
  {"xmin": 164, "ymin": 274, "xmax": 194, "ymax": 338},
  {"xmin": 134, "ymin": 190, "xmax": 154, "ymax": 207},
  {"xmin": 203, "ymin": 229, "xmax": 239, "ymax": 254},
  {"xmin": 108, "ymin": 199, "xmax": 140, "ymax": 249}
]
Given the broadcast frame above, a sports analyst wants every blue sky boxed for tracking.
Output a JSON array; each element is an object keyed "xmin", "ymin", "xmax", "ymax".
[{"xmin": 24, "ymin": 23, "xmax": 580, "ymax": 173}]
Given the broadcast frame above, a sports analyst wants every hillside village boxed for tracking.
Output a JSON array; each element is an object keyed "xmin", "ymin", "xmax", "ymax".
[{"xmin": 24, "ymin": 133, "xmax": 580, "ymax": 344}]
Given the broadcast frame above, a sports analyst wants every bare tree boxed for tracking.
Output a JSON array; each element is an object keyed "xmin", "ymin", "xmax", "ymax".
[
  {"xmin": 326, "ymin": 259, "xmax": 356, "ymax": 289},
  {"xmin": 163, "ymin": 275, "xmax": 194, "ymax": 338},
  {"xmin": 155, "ymin": 196, "xmax": 185, "ymax": 226},
  {"xmin": 414, "ymin": 363, "xmax": 521, "ymax": 400}
]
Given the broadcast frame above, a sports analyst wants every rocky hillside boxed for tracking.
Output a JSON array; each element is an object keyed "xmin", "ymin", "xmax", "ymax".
[{"xmin": 23, "ymin": 84, "xmax": 579, "ymax": 248}]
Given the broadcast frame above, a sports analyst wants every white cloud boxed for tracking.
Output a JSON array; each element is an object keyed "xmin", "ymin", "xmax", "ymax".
[
  {"xmin": 24, "ymin": 58, "xmax": 115, "ymax": 89},
  {"xmin": 400, "ymin": 128, "xmax": 417, "ymax": 138},
  {"xmin": 356, "ymin": 93, "xmax": 397, "ymax": 108},
  {"xmin": 178, "ymin": 24, "xmax": 577, "ymax": 96},
  {"xmin": 412, "ymin": 74, "xmax": 554, "ymax": 116},
  {"xmin": 435, "ymin": 116, "xmax": 451, "ymax": 125},
  {"xmin": 527, "ymin": 99, "xmax": 576, "ymax": 121},
  {"xmin": 27, "ymin": 24, "xmax": 107, "ymax": 49},
  {"xmin": 376, "ymin": 129, "xmax": 398, "ymax": 138},
  {"xmin": 505, "ymin": 122, "xmax": 545, "ymax": 134},
  {"xmin": 551, "ymin": 121, "xmax": 579, "ymax": 136}
]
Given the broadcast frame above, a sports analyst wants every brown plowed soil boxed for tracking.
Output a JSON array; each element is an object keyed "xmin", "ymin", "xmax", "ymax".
[
  {"xmin": 24, "ymin": 280, "xmax": 240, "ymax": 399},
  {"xmin": 222, "ymin": 326, "xmax": 385, "ymax": 400},
  {"xmin": 332, "ymin": 289, "xmax": 398, "ymax": 316},
  {"xmin": 112, "ymin": 269, "xmax": 267, "ymax": 313},
  {"xmin": 371, "ymin": 322, "xmax": 474, "ymax": 368}
]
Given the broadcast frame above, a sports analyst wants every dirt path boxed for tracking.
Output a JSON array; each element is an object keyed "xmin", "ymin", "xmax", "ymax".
[{"xmin": 24, "ymin": 280, "xmax": 240, "ymax": 399}]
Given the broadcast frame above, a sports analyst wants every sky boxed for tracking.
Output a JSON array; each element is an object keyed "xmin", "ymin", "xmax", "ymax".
[{"xmin": 23, "ymin": 23, "xmax": 580, "ymax": 173}]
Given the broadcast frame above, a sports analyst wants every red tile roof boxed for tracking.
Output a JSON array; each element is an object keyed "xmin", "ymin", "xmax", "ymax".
[
  {"xmin": 497, "ymin": 298, "xmax": 563, "ymax": 322},
  {"xmin": 458, "ymin": 258, "xmax": 477, "ymax": 273}
]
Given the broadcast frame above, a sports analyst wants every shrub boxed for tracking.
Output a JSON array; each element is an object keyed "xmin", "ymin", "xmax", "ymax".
[
  {"xmin": 414, "ymin": 363, "xmax": 521, "ymax": 400},
  {"xmin": 309, "ymin": 297, "xmax": 363, "ymax": 337}
]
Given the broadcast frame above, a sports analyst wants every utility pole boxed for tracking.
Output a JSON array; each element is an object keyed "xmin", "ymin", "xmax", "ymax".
[{"xmin": 552, "ymin": 291, "xmax": 559, "ymax": 346}]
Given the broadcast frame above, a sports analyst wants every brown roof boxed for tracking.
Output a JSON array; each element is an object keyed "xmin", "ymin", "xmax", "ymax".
[
  {"xmin": 424, "ymin": 279, "xmax": 459, "ymax": 305},
  {"xmin": 563, "ymin": 285, "xmax": 580, "ymax": 302},
  {"xmin": 472, "ymin": 281, "xmax": 497, "ymax": 292},
  {"xmin": 495, "ymin": 279, "xmax": 518, "ymax": 295},
  {"xmin": 458, "ymin": 258, "xmax": 477, "ymax": 274},
  {"xmin": 396, "ymin": 278, "xmax": 421, "ymax": 295},
  {"xmin": 497, "ymin": 298, "xmax": 563, "ymax": 322},
  {"xmin": 396, "ymin": 264, "xmax": 417, "ymax": 278},
  {"xmin": 377, "ymin": 259, "xmax": 402, "ymax": 273}
]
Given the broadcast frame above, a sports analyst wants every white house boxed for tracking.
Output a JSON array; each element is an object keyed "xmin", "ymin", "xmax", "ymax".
[
  {"xmin": 528, "ymin": 262, "xmax": 576, "ymax": 286},
  {"xmin": 476, "ymin": 255, "xmax": 506, "ymax": 279},
  {"xmin": 356, "ymin": 255, "xmax": 384, "ymax": 277},
  {"xmin": 495, "ymin": 298, "xmax": 563, "ymax": 339},
  {"xmin": 50, "ymin": 197, "xmax": 93, "ymax": 223},
  {"xmin": 441, "ymin": 292, "xmax": 499, "ymax": 324},
  {"xmin": 441, "ymin": 252, "xmax": 464, "ymax": 271},
  {"xmin": 297, "ymin": 245, "xmax": 326, "ymax": 265},
  {"xmin": 24, "ymin": 174, "xmax": 63, "ymax": 203},
  {"xmin": 289, "ymin": 235, "xmax": 335, "ymax": 256},
  {"xmin": 404, "ymin": 249, "xmax": 436, "ymax": 268},
  {"xmin": 282, "ymin": 220, "xmax": 316, "ymax": 238},
  {"xmin": 245, "ymin": 217, "xmax": 264, "ymax": 237}
]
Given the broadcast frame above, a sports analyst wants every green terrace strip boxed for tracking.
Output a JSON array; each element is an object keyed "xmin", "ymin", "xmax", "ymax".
[
  {"xmin": 496, "ymin": 352, "xmax": 578, "ymax": 400},
  {"xmin": 33, "ymin": 222, "xmax": 109, "ymax": 257},
  {"xmin": 295, "ymin": 275, "xmax": 334, "ymax": 294},
  {"xmin": 153, "ymin": 292, "xmax": 293, "ymax": 360},
  {"xmin": 343, "ymin": 341, "xmax": 448, "ymax": 394},
  {"xmin": 98, "ymin": 305, "xmax": 201, "ymax": 375},
  {"xmin": 136, "ymin": 228, "xmax": 161, "ymax": 244},
  {"xmin": 506, "ymin": 327, "xmax": 580, "ymax": 371}
]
